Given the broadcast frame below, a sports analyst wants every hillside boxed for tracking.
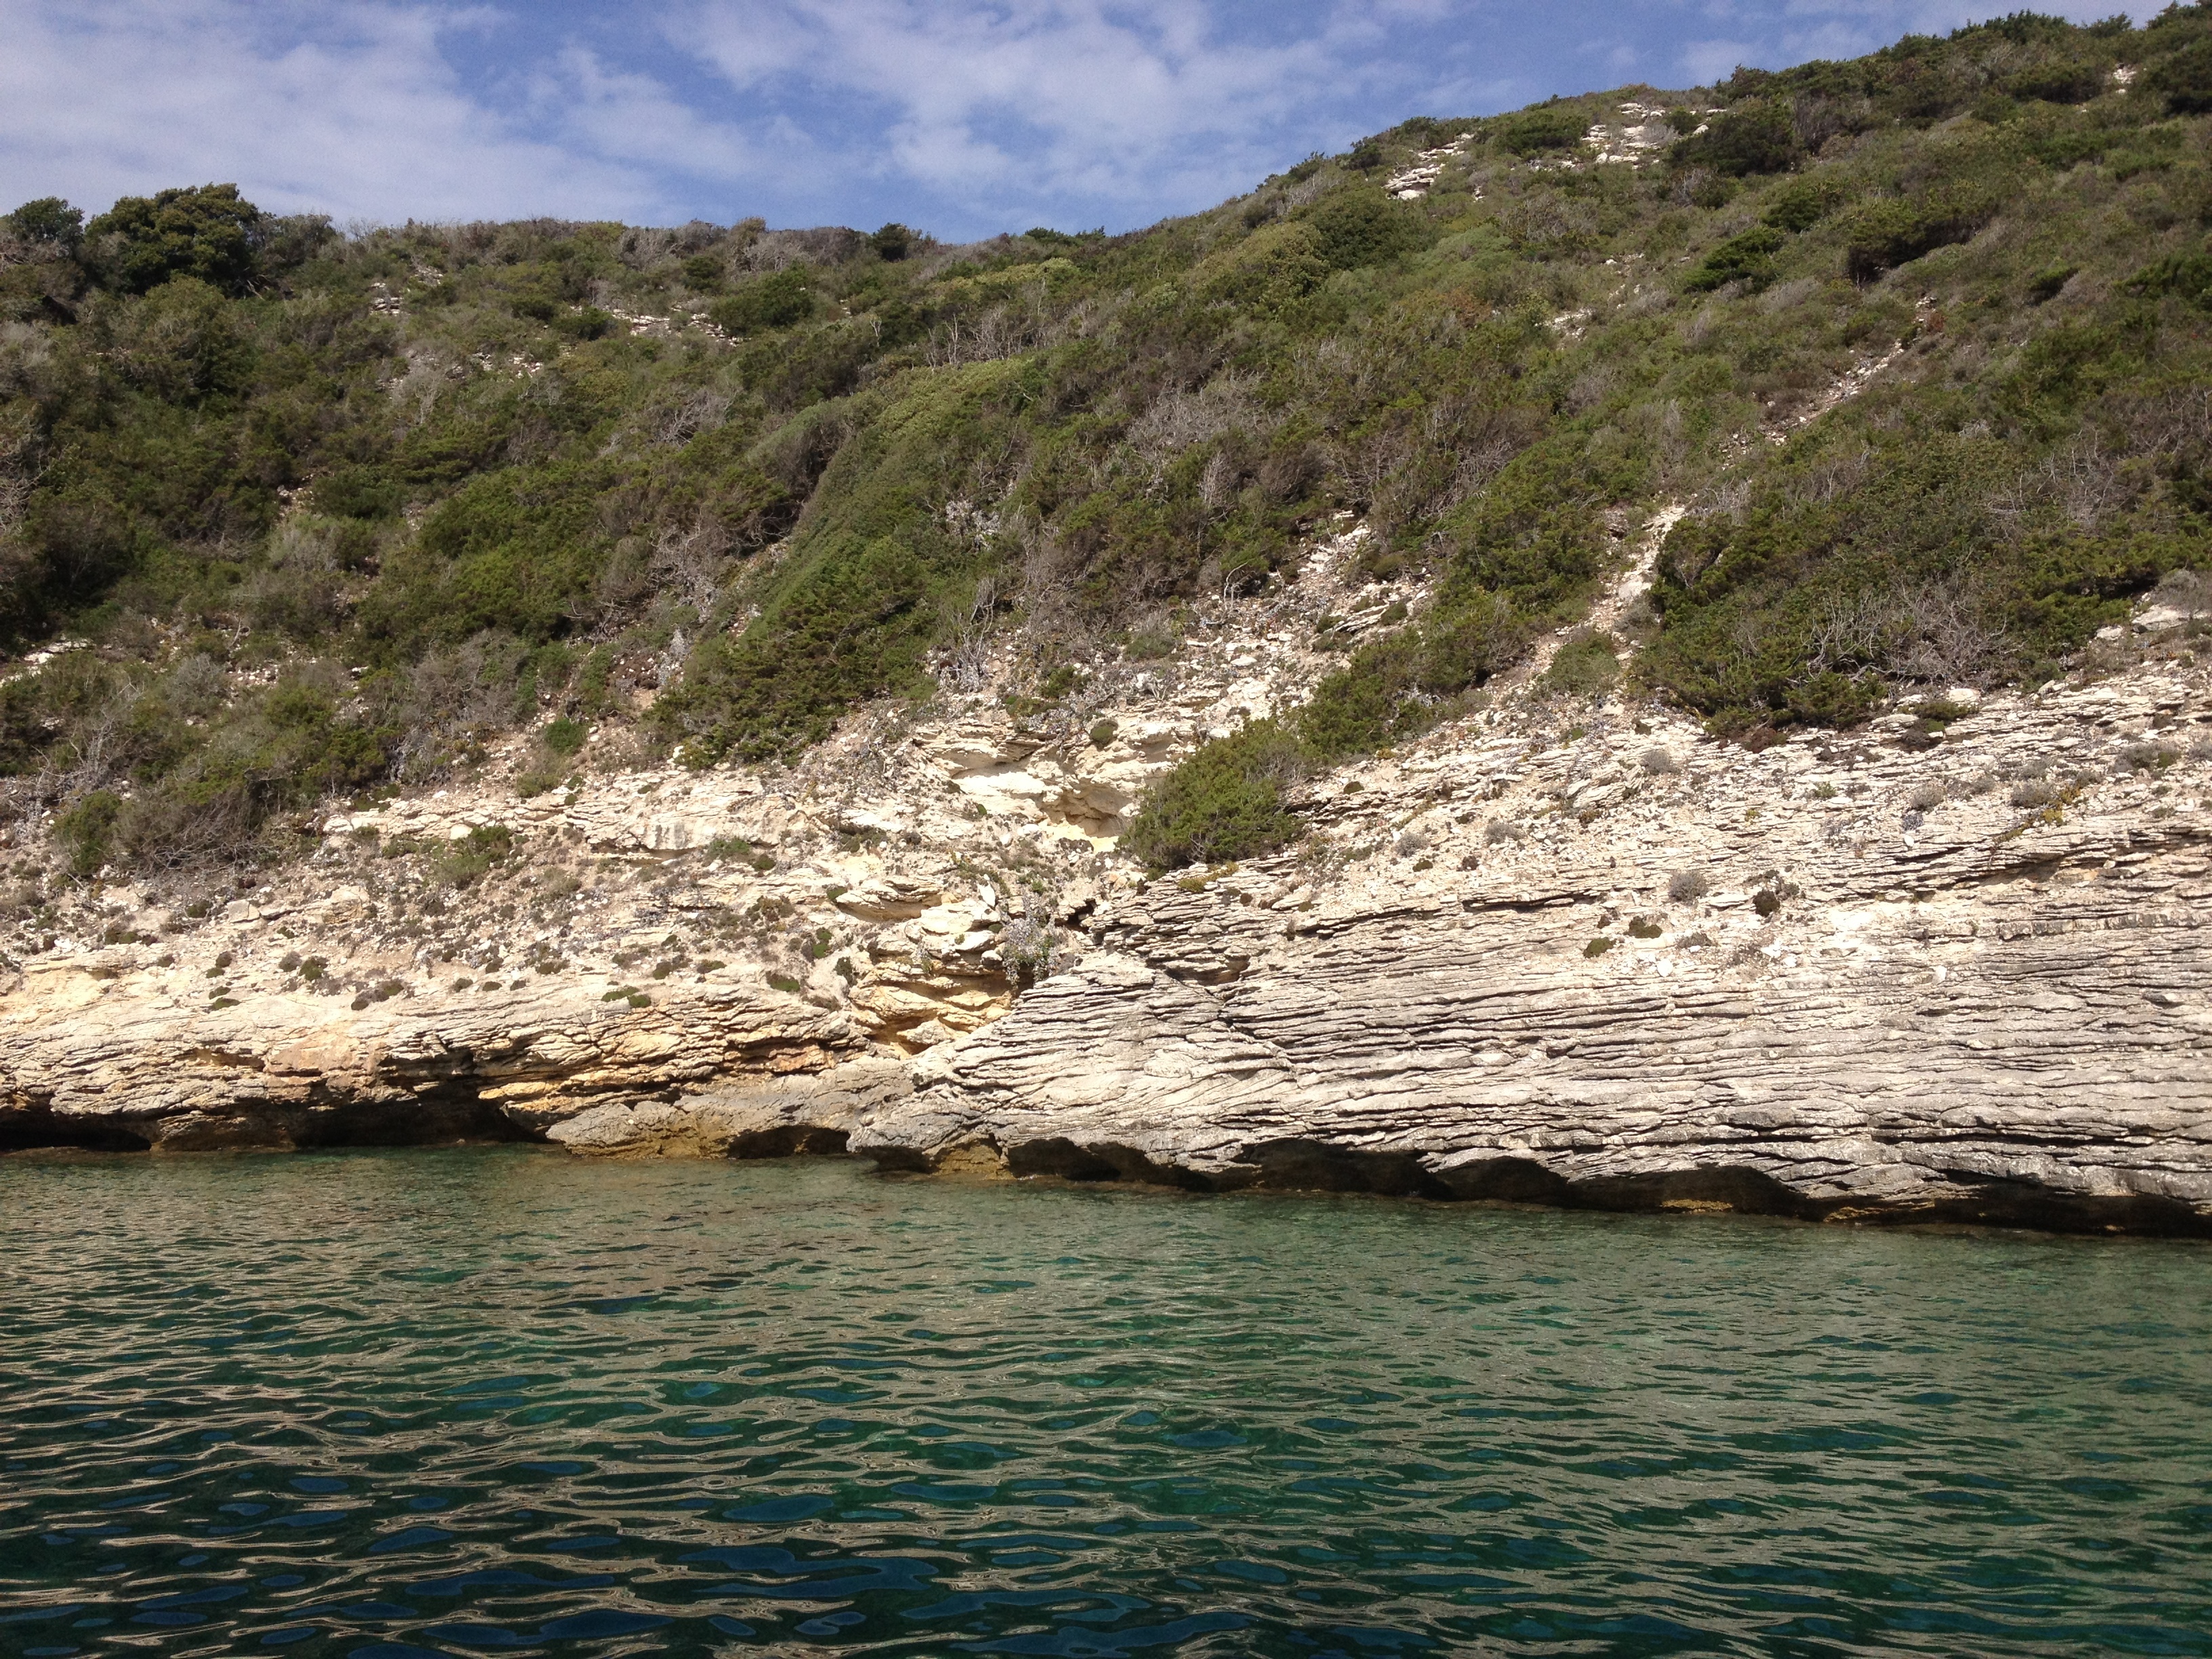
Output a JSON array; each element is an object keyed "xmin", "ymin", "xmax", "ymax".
[
  {"xmin": 3, "ymin": 13, "xmax": 2212, "ymax": 1229},
  {"xmin": 1, "ymin": 8, "xmax": 2207, "ymax": 889}
]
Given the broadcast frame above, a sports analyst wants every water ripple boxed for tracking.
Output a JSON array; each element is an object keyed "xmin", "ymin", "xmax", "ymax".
[{"xmin": 2, "ymin": 1150, "xmax": 2209, "ymax": 1656}]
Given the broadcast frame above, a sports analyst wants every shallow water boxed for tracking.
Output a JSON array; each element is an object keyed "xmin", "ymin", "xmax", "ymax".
[{"xmin": 2, "ymin": 1151, "xmax": 2209, "ymax": 1658}]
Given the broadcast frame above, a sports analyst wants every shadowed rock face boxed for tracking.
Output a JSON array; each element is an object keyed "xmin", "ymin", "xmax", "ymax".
[
  {"xmin": 856, "ymin": 936, "xmax": 2212, "ymax": 1235},
  {"xmin": 0, "ymin": 976, "xmax": 865, "ymax": 1152},
  {"xmin": 5, "ymin": 646, "xmax": 2211, "ymax": 1235}
]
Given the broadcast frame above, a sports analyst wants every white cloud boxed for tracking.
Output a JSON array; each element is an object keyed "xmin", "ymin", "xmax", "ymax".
[
  {"xmin": 529, "ymin": 46, "xmax": 768, "ymax": 184},
  {"xmin": 0, "ymin": 0, "xmax": 663, "ymax": 222},
  {"xmin": 1680, "ymin": 35, "xmax": 1763, "ymax": 83},
  {"xmin": 0, "ymin": 0, "xmax": 2174, "ymax": 238},
  {"xmin": 673, "ymin": 0, "xmax": 1400, "ymax": 220},
  {"xmin": 1683, "ymin": 0, "xmax": 2156, "ymax": 79}
]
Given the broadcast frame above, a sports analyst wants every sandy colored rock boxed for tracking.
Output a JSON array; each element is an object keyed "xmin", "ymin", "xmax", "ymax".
[{"xmin": 5, "ymin": 544, "xmax": 2210, "ymax": 1235}]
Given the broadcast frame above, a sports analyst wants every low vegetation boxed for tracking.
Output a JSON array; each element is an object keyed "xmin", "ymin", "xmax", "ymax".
[{"xmin": 1, "ymin": 9, "xmax": 2207, "ymax": 876}]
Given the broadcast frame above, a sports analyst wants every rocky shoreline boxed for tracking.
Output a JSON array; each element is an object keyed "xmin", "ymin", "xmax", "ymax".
[{"xmin": 6, "ymin": 525, "xmax": 2212, "ymax": 1237}]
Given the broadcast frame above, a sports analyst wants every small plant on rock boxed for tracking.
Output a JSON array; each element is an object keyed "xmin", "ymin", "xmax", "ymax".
[
  {"xmin": 54, "ymin": 792, "xmax": 121, "ymax": 878},
  {"xmin": 1000, "ymin": 916, "xmax": 1059, "ymax": 988},
  {"xmin": 1539, "ymin": 631, "xmax": 1620, "ymax": 701},
  {"xmin": 542, "ymin": 716, "xmax": 588, "ymax": 756},
  {"xmin": 433, "ymin": 825, "xmax": 514, "ymax": 888}
]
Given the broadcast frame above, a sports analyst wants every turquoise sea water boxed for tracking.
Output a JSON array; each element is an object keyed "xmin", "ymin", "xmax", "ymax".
[{"xmin": 3, "ymin": 1151, "xmax": 2209, "ymax": 1658}]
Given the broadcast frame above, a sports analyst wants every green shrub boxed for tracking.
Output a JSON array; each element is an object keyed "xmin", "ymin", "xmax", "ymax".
[
  {"xmin": 663, "ymin": 541, "xmax": 933, "ymax": 762},
  {"xmin": 85, "ymin": 184, "xmax": 266, "ymax": 295},
  {"xmin": 1672, "ymin": 101, "xmax": 1799, "ymax": 177},
  {"xmin": 1841, "ymin": 192, "xmax": 1994, "ymax": 281},
  {"xmin": 1303, "ymin": 192, "xmax": 1433, "ymax": 270},
  {"xmin": 2146, "ymin": 36, "xmax": 2212, "ymax": 115},
  {"xmin": 1195, "ymin": 220, "xmax": 1328, "ymax": 310},
  {"xmin": 433, "ymin": 824, "xmax": 514, "ymax": 888},
  {"xmin": 1762, "ymin": 178, "xmax": 1841, "ymax": 232},
  {"xmin": 365, "ymin": 462, "xmax": 615, "ymax": 648},
  {"xmin": 1120, "ymin": 719, "xmax": 1306, "ymax": 872},
  {"xmin": 656, "ymin": 359, "xmax": 1031, "ymax": 762},
  {"xmin": 1688, "ymin": 226, "xmax": 1788, "ymax": 291},
  {"xmin": 1294, "ymin": 588, "xmax": 1523, "ymax": 762},
  {"xmin": 709, "ymin": 269, "xmax": 813, "ymax": 334},
  {"xmin": 542, "ymin": 716, "xmax": 588, "ymax": 755},
  {"xmin": 6, "ymin": 196, "xmax": 83, "ymax": 247},
  {"xmin": 514, "ymin": 764, "xmax": 561, "ymax": 799},
  {"xmin": 1492, "ymin": 105, "xmax": 1588, "ymax": 154},
  {"xmin": 2028, "ymin": 263, "xmax": 2078, "ymax": 302},
  {"xmin": 2006, "ymin": 61, "xmax": 2106, "ymax": 104},
  {"xmin": 1125, "ymin": 619, "xmax": 1180, "ymax": 659},
  {"xmin": 55, "ymin": 791, "xmax": 122, "ymax": 877},
  {"xmin": 554, "ymin": 306, "xmax": 616, "ymax": 341},
  {"xmin": 1539, "ymin": 630, "xmax": 1621, "ymax": 699},
  {"xmin": 314, "ymin": 466, "xmax": 402, "ymax": 520},
  {"xmin": 2124, "ymin": 253, "xmax": 2212, "ymax": 310}
]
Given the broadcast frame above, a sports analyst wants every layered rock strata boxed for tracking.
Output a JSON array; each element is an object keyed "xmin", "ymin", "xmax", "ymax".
[{"xmin": 5, "ymin": 581, "xmax": 2210, "ymax": 1234}]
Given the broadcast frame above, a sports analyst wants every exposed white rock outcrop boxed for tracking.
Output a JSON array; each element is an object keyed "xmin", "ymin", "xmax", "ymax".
[{"xmin": 5, "ymin": 523, "xmax": 2210, "ymax": 1235}]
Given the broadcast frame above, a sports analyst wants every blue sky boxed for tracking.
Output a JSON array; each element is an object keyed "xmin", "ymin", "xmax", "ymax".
[{"xmin": 0, "ymin": 1, "xmax": 2156, "ymax": 241}]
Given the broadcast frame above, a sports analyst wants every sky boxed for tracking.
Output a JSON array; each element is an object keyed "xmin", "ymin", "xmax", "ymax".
[{"xmin": 0, "ymin": 0, "xmax": 2159, "ymax": 243}]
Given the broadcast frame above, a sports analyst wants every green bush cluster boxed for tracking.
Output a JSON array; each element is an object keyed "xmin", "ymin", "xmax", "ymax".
[
  {"xmin": 1689, "ymin": 227, "xmax": 1788, "ymax": 291},
  {"xmin": 2, "ymin": 5, "xmax": 2209, "ymax": 878},
  {"xmin": 1673, "ymin": 101, "xmax": 1802, "ymax": 177},
  {"xmin": 708, "ymin": 268, "xmax": 813, "ymax": 335},
  {"xmin": 1120, "ymin": 719, "xmax": 1307, "ymax": 871},
  {"xmin": 1840, "ymin": 190, "xmax": 1999, "ymax": 283},
  {"xmin": 433, "ymin": 824, "xmax": 514, "ymax": 888},
  {"xmin": 1492, "ymin": 105, "xmax": 1590, "ymax": 155}
]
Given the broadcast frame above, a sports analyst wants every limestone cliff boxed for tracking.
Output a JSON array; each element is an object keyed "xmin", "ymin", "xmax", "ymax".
[{"xmin": 5, "ymin": 539, "xmax": 2209, "ymax": 1235}]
